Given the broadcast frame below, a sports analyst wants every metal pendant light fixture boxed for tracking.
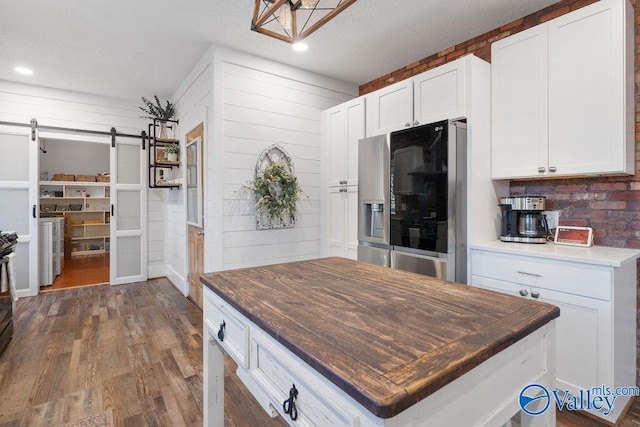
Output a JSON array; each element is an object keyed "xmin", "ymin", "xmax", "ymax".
[{"xmin": 251, "ymin": 0, "xmax": 358, "ymax": 44}]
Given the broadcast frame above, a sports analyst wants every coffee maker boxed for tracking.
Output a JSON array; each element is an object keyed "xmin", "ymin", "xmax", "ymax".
[{"xmin": 499, "ymin": 196, "xmax": 549, "ymax": 243}]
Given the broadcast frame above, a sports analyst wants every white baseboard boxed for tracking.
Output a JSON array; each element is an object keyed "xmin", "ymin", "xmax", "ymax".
[
  {"xmin": 166, "ymin": 264, "xmax": 188, "ymax": 296},
  {"xmin": 148, "ymin": 264, "xmax": 166, "ymax": 279}
]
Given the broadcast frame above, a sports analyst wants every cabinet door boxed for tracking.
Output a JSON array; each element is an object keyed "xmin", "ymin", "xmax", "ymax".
[
  {"xmin": 324, "ymin": 98, "xmax": 365, "ymax": 187},
  {"xmin": 326, "ymin": 105, "xmax": 347, "ymax": 188},
  {"xmin": 345, "ymin": 186, "xmax": 358, "ymax": 260},
  {"xmin": 365, "ymin": 79, "xmax": 413, "ymax": 136},
  {"xmin": 534, "ymin": 287, "xmax": 611, "ymax": 394},
  {"xmin": 414, "ymin": 58, "xmax": 465, "ymax": 125},
  {"xmin": 345, "ymin": 98, "xmax": 365, "ymax": 185},
  {"xmin": 548, "ymin": 0, "xmax": 630, "ymax": 176},
  {"xmin": 491, "ymin": 25, "xmax": 549, "ymax": 179},
  {"xmin": 328, "ymin": 187, "xmax": 347, "ymax": 257}
]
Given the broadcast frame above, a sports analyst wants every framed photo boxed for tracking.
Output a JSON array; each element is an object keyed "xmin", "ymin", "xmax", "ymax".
[
  {"xmin": 554, "ymin": 226, "xmax": 594, "ymax": 247},
  {"xmin": 155, "ymin": 147, "xmax": 167, "ymax": 164}
]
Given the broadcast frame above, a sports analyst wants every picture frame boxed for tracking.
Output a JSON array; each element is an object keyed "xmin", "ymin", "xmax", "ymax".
[
  {"xmin": 554, "ymin": 226, "xmax": 594, "ymax": 247},
  {"xmin": 155, "ymin": 147, "xmax": 167, "ymax": 164}
]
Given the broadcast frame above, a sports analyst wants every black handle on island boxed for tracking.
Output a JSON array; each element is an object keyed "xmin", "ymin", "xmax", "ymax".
[
  {"xmin": 217, "ymin": 321, "xmax": 226, "ymax": 342},
  {"xmin": 282, "ymin": 384, "xmax": 298, "ymax": 421}
]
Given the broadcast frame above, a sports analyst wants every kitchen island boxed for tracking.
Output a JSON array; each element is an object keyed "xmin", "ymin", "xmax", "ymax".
[{"xmin": 201, "ymin": 257, "xmax": 559, "ymax": 426}]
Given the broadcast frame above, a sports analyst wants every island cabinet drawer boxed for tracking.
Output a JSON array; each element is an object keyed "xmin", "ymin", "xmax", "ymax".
[
  {"xmin": 249, "ymin": 330, "xmax": 359, "ymax": 427},
  {"xmin": 203, "ymin": 288, "xmax": 249, "ymax": 368},
  {"xmin": 471, "ymin": 250, "xmax": 612, "ymax": 300}
]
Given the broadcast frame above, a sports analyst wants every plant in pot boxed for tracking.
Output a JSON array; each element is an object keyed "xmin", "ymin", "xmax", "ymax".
[
  {"xmin": 139, "ymin": 95, "xmax": 176, "ymax": 140},
  {"xmin": 243, "ymin": 161, "xmax": 305, "ymax": 228},
  {"xmin": 165, "ymin": 143, "xmax": 179, "ymax": 162}
]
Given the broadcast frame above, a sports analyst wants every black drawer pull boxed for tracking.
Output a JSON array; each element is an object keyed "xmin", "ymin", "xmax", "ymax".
[
  {"xmin": 217, "ymin": 321, "xmax": 226, "ymax": 342},
  {"xmin": 283, "ymin": 384, "xmax": 298, "ymax": 421}
]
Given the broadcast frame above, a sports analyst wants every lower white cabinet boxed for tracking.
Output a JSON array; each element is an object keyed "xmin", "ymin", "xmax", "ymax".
[
  {"xmin": 327, "ymin": 185, "xmax": 358, "ymax": 260},
  {"xmin": 470, "ymin": 245, "xmax": 638, "ymax": 423}
]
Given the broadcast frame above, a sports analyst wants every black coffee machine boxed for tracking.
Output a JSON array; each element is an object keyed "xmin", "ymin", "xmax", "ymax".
[{"xmin": 499, "ymin": 196, "xmax": 549, "ymax": 244}]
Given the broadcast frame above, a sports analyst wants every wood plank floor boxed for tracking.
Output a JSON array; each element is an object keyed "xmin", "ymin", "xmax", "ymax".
[
  {"xmin": 43, "ymin": 253, "xmax": 110, "ymax": 291},
  {"xmin": 0, "ymin": 277, "xmax": 638, "ymax": 426}
]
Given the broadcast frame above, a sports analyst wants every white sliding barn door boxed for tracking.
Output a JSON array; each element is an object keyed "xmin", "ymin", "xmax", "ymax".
[
  {"xmin": 0, "ymin": 123, "xmax": 39, "ymax": 297},
  {"xmin": 110, "ymin": 135, "xmax": 147, "ymax": 285}
]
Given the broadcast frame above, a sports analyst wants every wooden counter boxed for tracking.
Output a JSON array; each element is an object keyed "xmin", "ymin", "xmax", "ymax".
[{"xmin": 201, "ymin": 257, "xmax": 559, "ymax": 425}]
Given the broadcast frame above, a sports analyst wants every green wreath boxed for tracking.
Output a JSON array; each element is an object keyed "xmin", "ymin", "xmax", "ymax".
[{"xmin": 245, "ymin": 161, "xmax": 304, "ymax": 223}]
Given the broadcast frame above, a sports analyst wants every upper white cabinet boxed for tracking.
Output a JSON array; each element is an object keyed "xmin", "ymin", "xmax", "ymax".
[
  {"xmin": 324, "ymin": 97, "xmax": 365, "ymax": 187},
  {"xmin": 365, "ymin": 80, "xmax": 413, "ymax": 136},
  {"xmin": 365, "ymin": 56, "xmax": 467, "ymax": 136},
  {"xmin": 492, "ymin": 0, "xmax": 634, "ymax": 179}
]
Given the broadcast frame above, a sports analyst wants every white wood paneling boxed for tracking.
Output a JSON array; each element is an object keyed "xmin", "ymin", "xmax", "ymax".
[
  {"xmin": 216, "ymin": 49, "xmax": 354, "ymax": 271},
  {"xmin": 0, "ymin": 81, "xmax": 160, "ymax": 278}
]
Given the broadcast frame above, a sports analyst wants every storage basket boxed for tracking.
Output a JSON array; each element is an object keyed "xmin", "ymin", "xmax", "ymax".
[
  {"xmin": 96, "ymin": 174, "xmax": 110, "ymax": 182},
  {"xmin": 69, "ymin": 204, "xmax": 83, "ymax": 211},
  {"xmin": 52, "ymin": 173, "xmax": 74, "ymax": 182},
  {"xmin": 75, "ymin": 174, "xmax": 96, "ymax": 182},
  {"xmin": 40, "ymin": 204, "xmax": 56, "ymax": 212},
  {"xmin": 58, "ymin": 205, "xmax": 70, "ymax": 212}
]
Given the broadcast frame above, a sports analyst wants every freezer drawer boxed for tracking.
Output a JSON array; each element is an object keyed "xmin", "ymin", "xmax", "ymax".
[
  {"xmin": 357, "ymin": 245, "xmax": 390, "ymax": 267},
  {"xmin": 391, "ymin": 250, "xmax": 450, "ymax": 280}
]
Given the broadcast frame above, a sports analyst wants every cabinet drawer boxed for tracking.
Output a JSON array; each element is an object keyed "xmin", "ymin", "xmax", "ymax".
[
  {"xmin": 250, "ymin": 331, "xmax": 358, "ymax": 427},
  {"xmin": 471, "ymin": 250, "xmax": 611, "ymax": 300},
  {"xmin": 203, "ymin": 288, "xmax": 249, "ymax": 368}
]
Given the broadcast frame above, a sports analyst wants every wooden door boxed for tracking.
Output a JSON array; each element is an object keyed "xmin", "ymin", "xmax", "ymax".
[{"xmin": 186, "ymin": 124, "xmax": 204, "ymax": 309}]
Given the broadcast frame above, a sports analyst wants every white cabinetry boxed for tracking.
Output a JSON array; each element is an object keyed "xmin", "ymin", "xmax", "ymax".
[
  {"xmin": 365, "ymin": 56, "xmax": 467, "ymax": 136},
  {"xmin": 470, "ymin": 243, "xmax": 638, "ymax": 423},
  {"xmin": 321, "ymin": 97, "xmax": 364, "ymax": 260},
  {"xmin": 492, "ymin": 0, "xmax": 634, "ymax": 179}
]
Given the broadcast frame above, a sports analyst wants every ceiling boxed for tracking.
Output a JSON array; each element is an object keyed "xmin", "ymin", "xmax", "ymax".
[{"xmin": 0, "ymin": 0, "xmax": 560, "ymax": 101}]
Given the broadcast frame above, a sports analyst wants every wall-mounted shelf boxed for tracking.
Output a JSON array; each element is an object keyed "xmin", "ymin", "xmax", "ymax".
[{"xmin": 148, "ymin": 118, "xmax": 181, "ymax": 189}]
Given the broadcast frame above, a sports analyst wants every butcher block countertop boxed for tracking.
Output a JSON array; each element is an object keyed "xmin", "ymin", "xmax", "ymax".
[{"xmin": 200, "ymin": 257, "xmax": 559, "ymax": 418}]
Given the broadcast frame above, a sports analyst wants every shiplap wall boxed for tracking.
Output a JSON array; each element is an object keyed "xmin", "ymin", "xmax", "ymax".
[
  {"xmin": 168, "ymin": 46, "xmax": 215, "ymax": 295},
  {"xmin": 169, "ymin": 46, "xmax": 356, "ymax": 289},
  {"xmin": 0, "ymin": 81, "xmax": 166, "ymax": 278},
  {"xmin": 219, "ymin": 60, "xmax": 354, "ymax": 269}
]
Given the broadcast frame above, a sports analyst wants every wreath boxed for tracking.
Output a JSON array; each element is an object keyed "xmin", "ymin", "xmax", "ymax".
[{"xmin": 244, "ymin": 161, "xmax": 304, "ymax": 223}]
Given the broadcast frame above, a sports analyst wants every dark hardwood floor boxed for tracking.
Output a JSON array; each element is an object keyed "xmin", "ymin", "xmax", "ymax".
[{"xmin": 0, "ymin": 277, "xmax": 637, "ymax": 426}]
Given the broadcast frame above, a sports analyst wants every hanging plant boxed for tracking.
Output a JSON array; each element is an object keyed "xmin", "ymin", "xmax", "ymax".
[{"xmin": 243, "ymin": 161, "xmax": 305, "ymax": 225}]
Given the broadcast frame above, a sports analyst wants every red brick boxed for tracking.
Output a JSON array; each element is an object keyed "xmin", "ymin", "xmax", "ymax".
[
  {"xmin": 591, "ymin": 201, "xmax": 627, "ymax": 210},
  {"xmin": 590, "ymin": 182, "xmax": 629, "ymax": 191},
  {"xmin": 500, "ymin": 18, "xmax": 524, "ymax": 32},
  {"xmin": 541, "ymin": 6, "xmax": 570, "ymax": 23}
]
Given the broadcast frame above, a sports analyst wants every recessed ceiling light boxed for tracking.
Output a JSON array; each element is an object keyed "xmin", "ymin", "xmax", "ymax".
[
  {"xmin": 14, "ymin": 67, "xmax": 34, "ymax": 76},
  {"xmin": 292, "ymin": 42, "xmax": 308, "ymax": 52}
]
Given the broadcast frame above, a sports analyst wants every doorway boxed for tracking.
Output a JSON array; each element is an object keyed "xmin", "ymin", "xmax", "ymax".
[
  {"xmin": 186, "ymin": 123, "xmax": 204, "ymax": 309},
  {"xmin": 38, "ymin": 136, "xmax": 111, "ymax": 290}
]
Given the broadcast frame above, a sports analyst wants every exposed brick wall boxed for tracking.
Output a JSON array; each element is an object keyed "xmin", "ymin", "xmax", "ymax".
[
  {"xmin": 359, "ymin": 0, "xmax": 640, "ymax": 385},
  {"xmin": 359, "ymin": 0, "xmax": 599, "ymax": 95}
]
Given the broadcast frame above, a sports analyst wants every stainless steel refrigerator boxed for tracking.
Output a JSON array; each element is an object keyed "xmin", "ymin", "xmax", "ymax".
[{"xmin": 357, "ymin": 120, "xmax": 467, "ymax": 283}]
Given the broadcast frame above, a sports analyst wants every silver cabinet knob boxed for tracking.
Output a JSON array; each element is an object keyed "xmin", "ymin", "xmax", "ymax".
[
  {"xmin": 519, "ymin": 289, "xmax": 529, "ymax": 297},
  {"xmin": 197, "ymin": 231, "xmax": 204, "ymax": 236},
  {"xmin": 549, "ymin": 166, "xmax": 557, "ymax": 173},
  {"xmin": 538, "ymin": 167, "xmax": 546, "ymax": 173},
  {"xmin": 414, "ymin": 120, "xmax": 419, "ymax": 126},
  {"xmin": 531, "ymin": 291, "xmax": 540, "ymax": 299},
  {"xmin": 405, "ymin": 122, "xmax": 411, "ymax": 127}
]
